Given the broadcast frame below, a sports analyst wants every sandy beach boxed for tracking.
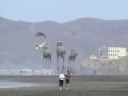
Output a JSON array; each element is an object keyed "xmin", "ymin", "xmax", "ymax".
[{"xmin": 0, "ymin": 76, "xmax": 128, "ymax": 96}]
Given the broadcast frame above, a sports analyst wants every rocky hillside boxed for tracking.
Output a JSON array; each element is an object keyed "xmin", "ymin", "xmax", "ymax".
[{"xmin": 0, "ymin": 17, "xmax": 128, "ymax": 70}]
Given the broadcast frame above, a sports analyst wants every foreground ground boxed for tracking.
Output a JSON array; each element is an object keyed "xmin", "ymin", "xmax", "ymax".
[{"xmin": 0, "ymin": 76, "xmax": 128, "ymax": 96}]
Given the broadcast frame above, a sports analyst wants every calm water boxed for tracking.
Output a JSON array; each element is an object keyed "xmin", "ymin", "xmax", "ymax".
[{"xmin": 0, "ymin": 80, "xmax": 55, "ymax": 88}]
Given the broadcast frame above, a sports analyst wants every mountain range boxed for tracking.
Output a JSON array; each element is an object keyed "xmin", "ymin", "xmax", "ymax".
[{"xmin": 0, "ymin": 17, "xmax": 128, "ymax": 70}]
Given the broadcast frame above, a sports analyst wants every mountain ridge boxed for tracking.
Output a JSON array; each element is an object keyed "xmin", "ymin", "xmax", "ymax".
[{"xmin": 0, "ymin": 17, "xmax": 128, "ymax": 70}]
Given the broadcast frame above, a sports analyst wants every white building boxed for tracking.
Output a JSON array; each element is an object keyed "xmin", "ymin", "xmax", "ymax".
[
  {"xmin": 108, "ymin": 47, "xmax": 127, "ymax": 60},
  {"xmin": 89, "ymin": 55, "xmax": 97, "ymax": 60},
  {"xmin": 99, "ymin": 47, "xmax": 128, "ymax": 60}
]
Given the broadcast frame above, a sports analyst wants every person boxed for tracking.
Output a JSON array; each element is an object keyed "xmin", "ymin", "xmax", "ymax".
[
  {"xmin": 65, "ymin": 71, "xmax": 71, "ymax": 90},
  {"xmin": 59, "ymin": 71, "xmax": 65, "ymax": 90}
]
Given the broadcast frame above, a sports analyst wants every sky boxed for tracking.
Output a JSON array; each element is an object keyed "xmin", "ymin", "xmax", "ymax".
[{"xmin": 0, "ymin": 0, "xmax": 128, "ymax": 22}]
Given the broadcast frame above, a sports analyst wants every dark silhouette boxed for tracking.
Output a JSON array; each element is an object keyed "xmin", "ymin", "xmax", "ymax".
[
  {"xmin": 68, "ymin": 50, "xmax": 77, "ymax": 71},
  {"xmin": 35, "ymin": 32, "xmax": 46, "ymax": 37},
  {"xmin": 56, "ymin": 41, "xmax": 66, "ymax": 73},
  {"xmin": 43, "ymin": 45, "xmax": 51, "ymax": 69}
]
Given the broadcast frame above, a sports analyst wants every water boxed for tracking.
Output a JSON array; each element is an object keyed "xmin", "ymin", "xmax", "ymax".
[{"xmin": 0, "ymin": 80, "xmax": 54, "ymax": 88}]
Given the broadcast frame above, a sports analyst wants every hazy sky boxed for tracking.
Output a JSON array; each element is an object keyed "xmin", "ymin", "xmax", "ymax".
[{"xmin": 0, "ymin": 0, "xmax": 127, "ymax": 22}]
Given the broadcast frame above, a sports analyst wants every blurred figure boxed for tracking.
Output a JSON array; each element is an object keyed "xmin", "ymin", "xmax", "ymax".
[
  {"xmin": 65, "ymin": 71, "xmax": 71, "ymax": 90},
  {"xmin": 59, "ymin": 71, "xmax": 65, "ymax": 90}
]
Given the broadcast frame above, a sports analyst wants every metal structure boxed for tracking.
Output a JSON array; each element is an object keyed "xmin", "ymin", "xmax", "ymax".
[
  {"xmin": 68, "ymin": 49, "xmax": 77, "ymax": 71},
  {"xmin": 43, "ymin": 45, "xmax": 51, "ymax": 69},
  {"xmin": 56, "ymin": 41, "xmax": 66, "ymax": 73},
  {"xmin": 35, "ymin": 32, "xmax": 52, "ymax": 69}
]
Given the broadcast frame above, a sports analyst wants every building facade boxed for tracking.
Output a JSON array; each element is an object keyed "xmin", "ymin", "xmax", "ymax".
[
  {"xmin": 108, "ymin": 47, "xmax": 127, "ymax": 60},
  {"xmin": 99, "ymin": 47, "xmax": 128, "ymax": 60}
]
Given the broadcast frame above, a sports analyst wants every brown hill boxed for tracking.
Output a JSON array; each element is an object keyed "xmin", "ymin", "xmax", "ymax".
[{"xmin": 0, "ymin": 17, "xmax": 128, "ymax": 70}]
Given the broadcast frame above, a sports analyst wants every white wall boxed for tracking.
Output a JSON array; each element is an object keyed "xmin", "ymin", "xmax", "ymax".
[{"xmin": 108, "ymin": 47, "xmax": 127, "ymax": 60}]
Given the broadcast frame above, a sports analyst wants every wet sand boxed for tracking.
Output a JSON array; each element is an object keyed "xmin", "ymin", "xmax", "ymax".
[{"xmin": 0, "ymin": 76, "xmax": 128, "ymax": 96}]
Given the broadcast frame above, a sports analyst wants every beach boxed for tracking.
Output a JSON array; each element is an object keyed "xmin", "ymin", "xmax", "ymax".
[{"xmin": 0, "ymin": 76, "xmax": 128, "ymax": 96}]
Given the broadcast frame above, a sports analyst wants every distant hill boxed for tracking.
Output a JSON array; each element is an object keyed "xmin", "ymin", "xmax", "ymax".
[{"xmin": 0, "ymin": 17, "xmax": 128, "ymax": 70}]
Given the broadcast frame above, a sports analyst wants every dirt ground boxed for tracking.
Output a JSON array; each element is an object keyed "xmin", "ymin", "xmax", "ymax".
[{"xmin": 0, "ymin": 76, "xmax": 128, "ymax": 96}]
